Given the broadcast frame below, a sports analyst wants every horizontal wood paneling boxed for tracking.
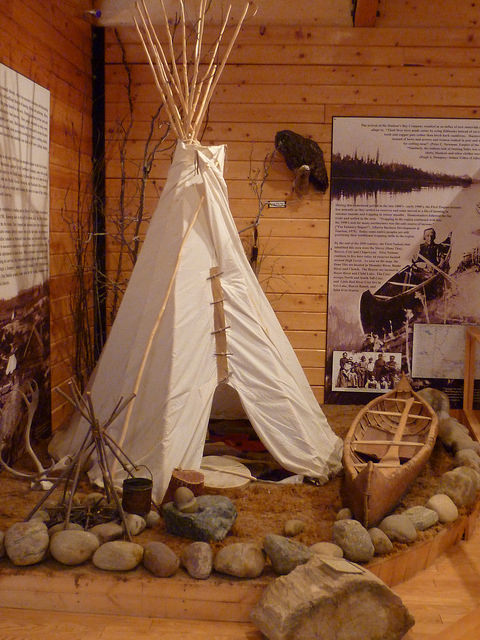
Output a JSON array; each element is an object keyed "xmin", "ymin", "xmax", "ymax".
[{"xmin": 101, "ymin": 13, "xmax": 480, "ymax": 406}]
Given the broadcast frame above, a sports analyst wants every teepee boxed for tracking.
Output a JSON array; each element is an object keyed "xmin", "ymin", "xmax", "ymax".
[{"xmin": 51, "ymin": 0, "xmax": 342, "ymax": 501}]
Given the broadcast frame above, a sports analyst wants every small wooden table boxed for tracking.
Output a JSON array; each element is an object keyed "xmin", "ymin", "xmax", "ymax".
[{"xmin": 463, "ymin": 326, "xmax": 480, "ymax": 442}]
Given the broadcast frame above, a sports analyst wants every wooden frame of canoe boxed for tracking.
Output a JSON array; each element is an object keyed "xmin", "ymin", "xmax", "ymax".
[{"xmin": 342, "ymin": 375, "xmax": 438, "ymax": 528}]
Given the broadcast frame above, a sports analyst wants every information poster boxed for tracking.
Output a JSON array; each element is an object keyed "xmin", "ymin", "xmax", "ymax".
[
  {"xmin": 326, "ymin": 117, "xmax": 480, "ymax": 407},
  {"xmin": 0, "ymin": 63, "xmax": 50, "ymax": 461}
]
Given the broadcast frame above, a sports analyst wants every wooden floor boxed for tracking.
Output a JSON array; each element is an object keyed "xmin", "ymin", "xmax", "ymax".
[{"xmin": 1, "ymin": 524, "xmax": 480, "ymax": 639}]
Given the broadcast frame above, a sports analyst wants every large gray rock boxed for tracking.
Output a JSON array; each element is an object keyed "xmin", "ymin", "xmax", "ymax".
[
  {"xmin": 181, "ymin": 541, "xmax": 213, "ymax": 579},
  {"xmin": 162, "ymin": 494, "xmax": 237, "ymax": 542},
  {"xmin": 92, "ymin": 540, "xmax": 144, "ymax": 571},
  {"xmin": 263, "ymin": 534, "xmax": 312, "ymax": 575},
  {"xmin": 437, "ymin": 466, "xmax": 479, "ymax": 508},
  {"xmin": 332, "ymin": 519, "xmax": 374, "ymax": 563},
  {"xmin": 250, "ymin": 554, "xmax": 414, "ymax": 640},
  {"xmin": 49, "ymin": 530, "xmax": 100, "ymax": 565},
  {"xmin": 214, "ymin": 542, "xmax": 265, "ymax": 578},
  {"xmin": 5, "ymin": 521, "xmax": 49, "ymax": 566}
]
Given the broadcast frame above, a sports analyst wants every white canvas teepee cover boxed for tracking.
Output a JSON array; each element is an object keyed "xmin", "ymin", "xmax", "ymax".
[{"xmin": 53, "ymin": 140, "xmax": 342, "ymax": 500}]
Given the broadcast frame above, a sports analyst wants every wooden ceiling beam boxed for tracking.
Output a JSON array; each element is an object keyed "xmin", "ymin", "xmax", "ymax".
[{"xmin": 353, "ymin": 0, "xmax": 380, "ymax": 27}]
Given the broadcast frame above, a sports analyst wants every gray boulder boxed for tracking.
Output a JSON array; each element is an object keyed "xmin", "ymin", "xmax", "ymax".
[
  {"xmin": 332, "ymin": 519, "xmax": 374, "ymax": 563},
  {"xmin": 162, "ymin": 494, "xmax": 237, "ymax": 542},
  {"xmin": 263, "ymin": 534, "xmax": 312, "ymax": 575},
  {"xmin": 402, "ymin": 506, "xmax": 439, "ymax": 531}
]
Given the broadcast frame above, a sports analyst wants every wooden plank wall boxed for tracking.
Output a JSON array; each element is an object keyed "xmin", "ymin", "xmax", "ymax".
[
  {"xmin": 0, "ymin": 1, "xmax": 94, "ymax": 430},
  {"xmin": 103, "ymin": 10, "xmax": 480, "ymax": 404}
]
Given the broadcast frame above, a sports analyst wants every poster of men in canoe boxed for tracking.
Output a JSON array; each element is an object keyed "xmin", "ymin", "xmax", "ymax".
[{"xmin": 326, "ymin": 117, "xmax": 480, "ymax": 408}]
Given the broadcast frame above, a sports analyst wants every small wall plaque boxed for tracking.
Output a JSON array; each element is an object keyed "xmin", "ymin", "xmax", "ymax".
[{"xmin": 267, "ymin": 200, "xmax": 287, "ymax": 208}]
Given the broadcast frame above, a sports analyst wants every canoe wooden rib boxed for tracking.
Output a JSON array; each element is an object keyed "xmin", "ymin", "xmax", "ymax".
[{"xmin": 341, "ymin": 375, "xmax": 438, "ymax": 528}]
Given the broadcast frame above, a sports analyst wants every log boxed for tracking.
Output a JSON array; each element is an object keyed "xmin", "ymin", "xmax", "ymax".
[{"xmin": 250, "ymin": 555, "xmax": 414, "ymax": 640}]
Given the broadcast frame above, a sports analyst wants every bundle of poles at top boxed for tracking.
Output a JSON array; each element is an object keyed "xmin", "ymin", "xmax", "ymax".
[{"xmin": 134, "ymin": 0, "xmax": 252, "ymax": 143}]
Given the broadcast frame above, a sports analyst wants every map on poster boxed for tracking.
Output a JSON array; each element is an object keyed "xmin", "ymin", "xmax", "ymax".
[
  {"xmin": 325, "ymin": 116, "xmax": 480, "ymax": 407},
  {"xmin": 412, "ymin": 323, "xmax": 480, "ymax": 380}
]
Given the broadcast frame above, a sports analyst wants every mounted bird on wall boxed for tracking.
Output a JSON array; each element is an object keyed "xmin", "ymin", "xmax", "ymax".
[{"xmin": 274, "ymin": 129, "xmax": 329, "ymax": 197}]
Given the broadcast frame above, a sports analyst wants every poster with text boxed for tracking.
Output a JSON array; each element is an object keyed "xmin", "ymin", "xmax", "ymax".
[
  {"xmin": 326, "ymin": 117, "xmax": 480, "ymax": 408},
  {"xmin": 0, "ymin": 63, "xmax": 50, "ymax": 462}
]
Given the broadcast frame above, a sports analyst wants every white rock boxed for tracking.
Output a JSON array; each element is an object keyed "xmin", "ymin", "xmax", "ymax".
[
  {"xmin": 92, "ymin": 541, "xmax": 144, "ymax": 571},
  {"xmin": 50, "ymin": 530, "xmax": 100, "ymax": 565},
  {"xmin": 123, "ymin": 513, "xmax": 146, "ymax": 536},
  {"xmin": 89, "ymin": 521, "xmax": 123, "ymax": 543},
  {"xmin": 426, "ymin": 494, "xmax": 459, "ymax": 523},
  {"xmin": 145, "ymin": 510, "xmax": 161, "ymax": 528}
]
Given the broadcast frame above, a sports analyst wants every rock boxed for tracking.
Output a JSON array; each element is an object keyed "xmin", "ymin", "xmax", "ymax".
[
  {"xmin": 145, "ymin": 510, "xmax": 161, "ymax": 528},
  {"xmin": 336, "ymin": 507, "xmax": 352, "ymax": 521},
  {"xmin": 214, "ymin": 542, "xmax": 265, "ymax": 579},
  {"xmin": 49, "ymin": 530, "xmax": 100, "ymax": 565},
  {"xmin": 143, "ymin": 541, "xmax": 179, "ymax": 577},
  {"xmin": 29, "ymin": 509, "xmax": 50, "ymax": 523},
  {"xmin": 92, "ymin": 541, "xmax": 144, "ymax": 571},
  {"xmin": 437, "ymin": 415, "xmax": 480, "ymax": 454},
  {"xmin": 263, "ymin": 534, "xmax": 312, "ymax": 575},
  {"xmin": 284, "ymin": 519, "xmax": 305, "ymax": 537},
  {"xmin": 4, "ymin": 521, "xmax": 50, "ymax": 566},
  {"xmin": 162, "ymin": 494, "xmax": 237, "ymax": 542},
  {"xmin": 310, "ymin": 541, "xmax": 343, "ymax": 558},
  {"xmin": 437, "ymin": 466, "xmax": 478, "ymax": 508},
  {"xmin": 368, "ymin": 527, "xmax": 393, "ymax": 555},
  {"xmin": 181, "ymin": 541, "xmax": 213, "ymax": 579},
  {"xmin": 84, "ymin": 492, "xmax": 106, "ymax": 507},
  {"xmin": 332, "ymin": 519, "xmax": 374, "ymax": 563},
  {"xmin": 402, "ymin": 506, "xmax": 439, "ymax": 531},
  {"xmin": 378, "ymin": 515, "xmax": 417, "ymax": 544},
  {"xmin": 123, "ymin": 513, "xmax": 146, "ymax": 536},
  {"xmin": 48, "ymin": 522, "xmax": 84, "ymax": 536},
  {"xmin": 0, "ymin": 531, "xmax": 4, "ymax": 558},
  {"xmin": 426, "ymin": 494, "xmax": 459, "ymax": 523},
  {"xmin": 250, "ymin": 554, "xmax": 414, "ymax": 640},
  {"xmin": 89, "ymin": 521, "xmax": 124, "ymax": 543},
  {"xmin": 454, "ymin": 449, "xmax": 480, "ymax": 473},
  {"xmin": 417, "ymin": 387, "xmax": 450, "ymax": 415}
]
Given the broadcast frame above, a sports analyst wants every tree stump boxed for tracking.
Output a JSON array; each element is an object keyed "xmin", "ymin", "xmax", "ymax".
[
  {"xmin": 162, "ymin": 469, "xmax": 205, "ymax": 504},
  {"xmin": 250, "ymin": 555, "xmax": 414, "ymax": 640}
]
